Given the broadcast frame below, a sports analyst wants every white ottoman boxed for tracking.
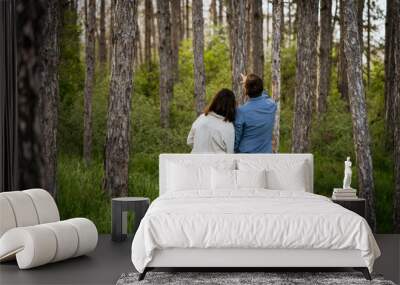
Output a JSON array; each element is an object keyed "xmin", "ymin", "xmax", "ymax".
[{"xmin": 0, "ymin": 189, "xmax": 98, "ymax": 269}]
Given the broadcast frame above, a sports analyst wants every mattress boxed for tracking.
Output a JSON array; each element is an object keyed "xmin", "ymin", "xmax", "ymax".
[{"xmin": 131, "ymin": 190, "xmax": 380, "ymax": 273}]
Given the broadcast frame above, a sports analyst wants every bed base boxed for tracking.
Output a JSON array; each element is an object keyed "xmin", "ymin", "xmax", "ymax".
[
  {"xmin": 138, "ymin": 267, "xmax": 371, "ymax": 281},
  {"xmin": 138, "ymin": 248, "xmax": 372, "ymax": 281}
]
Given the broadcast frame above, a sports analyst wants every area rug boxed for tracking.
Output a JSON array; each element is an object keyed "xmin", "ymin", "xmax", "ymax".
[{"xmin": 116, "ymin": 271, "xmax": 396, "ymax": 285}]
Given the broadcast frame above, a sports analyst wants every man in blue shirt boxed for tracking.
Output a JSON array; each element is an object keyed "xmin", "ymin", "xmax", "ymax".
[{"xmin": 234, "ymin": 74, "xmax": 277, "ymax": 153}]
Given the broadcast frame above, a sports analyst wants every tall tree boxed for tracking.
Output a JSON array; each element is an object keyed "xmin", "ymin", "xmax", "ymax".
[
  {"xmin": 16, "ymin": 0, "xmax": 46, "ymax": 190},
  {"xmin": 291, "ymin": 0, "xmax": 318, "ymax": 153},
  {"xmin": 171, "ymin": 0, "xmax": 182, "ymax": 81},
  {"xmin": 280, "ymin": 0, "xmax": 285, "ymax": 45},
  {"xmin": 38, "ymin": 0, "xmax": 60, "ymax": 196},
  {"xmin": 384, "ymin": 0, "xmax": 396, "ymax": 148},
  {"xmin": 266, "ymin": 1, "xmax": 270, "ymax": 48},
  {"xmin": 99, "ymin": 0, "xmax": 107, "ymax": 65},
  {"xmin": 210, "ymin": 0, "xmax": 217, "ymax": 26},
  {"xmin": 317, "ymin": 0, "xmax": 333, "ymax": 115},
  {"xmin": 157, "ymin": 0, "xmax": 174, "ymax": 127},
  {"xmin": 390, "ymin": 0, "xmax": 400, "ymax": 233},
  {"xmin": 109, "ymin": 0, "xmax": 114, "ymax": 67},
  {"xmin": 218, "ymin": 0, "xmax": 223, "ymax": 25},
  {"xmin": 192, "ymin": 0, "xmax": 206, "ymax": 115},
  {"xmin": 144, "ymin": 0, "xmax": 153, "ymax": 69},
  {"xmin": 83, "ymin": 0, "xmax": 96, "ymax": 165},
  {"xmin": 185, "ymin": 0, "xmax": 190, "ymax": 39},
  {"xmin": 366, "ymin": 0, "xmax": 371, "ymax": 88},
  {"xmin": 227, "ymin": 0, "xmax": 247, "ymax": 103},
  {"xmin": 272, "ymin": 0, "xmax": 282, "ymax": 153},
  {"xmin": 342, "ymin": 0, "xmax": 376, "ymax": 230},
  {"xmin": 251, "ymin": 0, "xmax": 264, "ymax": 78},
  {"xmin": 104, "ymin": 0, "xmax": 137, "ymax": 197},
  {"xmin": 338, "ymin": 0, "xmax": 363, "ymax": 103}
]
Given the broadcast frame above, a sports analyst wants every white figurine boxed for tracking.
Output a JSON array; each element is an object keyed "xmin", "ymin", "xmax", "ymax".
[{"xmin": 343, "ymin": 157, "xmax": 352, "ymax": 189}]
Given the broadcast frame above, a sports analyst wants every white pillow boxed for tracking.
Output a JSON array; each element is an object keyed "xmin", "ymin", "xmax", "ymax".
[
  {"xmin": 211, "ymin": 168, "xmax": 236, "ymax": 190},
  {"xmin": 237, "ymin": 159, "xmax": 309, "ymax": 192},
  {"xmin": 167, "ymin": 162, "xmax": 211, "ymax": 191},
  {"xmin": 236, "ymin": 169, "xmax": 267, "ymax": 189},
  {"xmin": 265, "ymin": 163, "xmax": 307, "ymax": 191}
]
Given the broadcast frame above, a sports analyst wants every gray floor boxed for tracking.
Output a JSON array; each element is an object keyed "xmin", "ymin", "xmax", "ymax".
[{"xmin": 0, "ymin": 234, "xmax": 399, "ymax": 285}]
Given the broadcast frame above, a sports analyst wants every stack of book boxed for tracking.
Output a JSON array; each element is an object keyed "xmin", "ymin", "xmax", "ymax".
[{"xmin": 332, "ymin": 188, "xmax": 358, "ymax": 200}]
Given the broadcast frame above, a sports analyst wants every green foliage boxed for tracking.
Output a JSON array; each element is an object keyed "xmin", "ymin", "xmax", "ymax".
[{"xmin": 57, "ymin": 26, "xmax": 394, "ymax": 233}]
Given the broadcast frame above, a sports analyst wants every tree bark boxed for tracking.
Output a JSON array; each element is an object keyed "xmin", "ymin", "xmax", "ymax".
[
  {"xmin": 251, "ymin": 0, "xmax": 264, "ymax": 78},
  {"xmin": 192, "ymin": 0, "xmax": 206, "ymax": 116},
  {"xmin": 104, "ymin": 0, "xmax": 137, "ymax": 198},
  {"xmin": 266, "ymin": 1, "xmax": 270, "ymax": 48},
  {"xmin": 83, "ymin": 0, "xmax": 96, "ymax": 165},
  {"xmin": 272, "ymin": 0, "xmax": 282, "ymax": 153},
  {"xmin": 16, "ymin": 0, "xmax": 46, "ymax": 190},
  {"xmin": 291, "ymin": 0, "xmax": 318, "ymax": 153},
  {"xmin": 99, "ymin": 0, "xmax": 107, "ymax": 65},
  {"xmin": 245, "ymin": 0, "xmax": 251, "ymax": 74},
  {"xmin": 228, "ymin": 0, "xmax": 247, "ymax": 104},
  {"xmin": 338, "ymin": 0, "xmax": 349, "ymax": 103},
  {"xmin": 390, "ymin": 0, "xmax": 400, "ymax": 233},
  {"xmin": 218, "ymin": 0, "xmax": 223, "ymax": 25},
  {"xmin": 144, "ymin": 0, "xmax": 153, "ymax": 68},
  {"xmin": 157, "ymin": 0, "xmax": 173, "ymax": 128},
  {"xmin": 210, "ymin": 0, "xmax": 217, "ymax": 26},
  {"xmin": 317, "ymin": 0, "xmax": 333, "ymax": 115},
  {"xmin": 38, "ymin": 0, "xmax": 60, "ymax": 196},
  {"xmin": 185, "ymin": 0, "xmax": 190, "ymax": 39},
  {"xmin": 366, "ymin": 0, "xmax": 371, "ymax": 88},
  {"xmin": 342, "ymin": 0, "xmax": 376, "ymax": 230},
  {"xmin": 384, "ymin": 0, "xmax": 396, "ymax": 148},
  {"xmin": 171, "ymin": 0, "xmax": 181, "ymax": 81}
]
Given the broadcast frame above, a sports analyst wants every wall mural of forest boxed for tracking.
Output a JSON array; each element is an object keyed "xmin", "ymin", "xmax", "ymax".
[{"xmin": 26, "ymin": 0, "xmax": 399, "ymax": 234}]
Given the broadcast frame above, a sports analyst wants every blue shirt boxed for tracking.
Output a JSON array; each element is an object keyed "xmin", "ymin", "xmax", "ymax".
[{"xmin": 234, "ymin": 91, "xmax": 277, "ymax": 153}]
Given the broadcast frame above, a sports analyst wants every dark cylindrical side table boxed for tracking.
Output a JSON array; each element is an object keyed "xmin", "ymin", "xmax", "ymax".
[{"xmin": 111, "ymin": 197, "xmax": 150, "ymax": 242}]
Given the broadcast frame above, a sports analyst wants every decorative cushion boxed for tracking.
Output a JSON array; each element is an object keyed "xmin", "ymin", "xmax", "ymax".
[
  {"xmin": 236, "ymin": 169, "xmax": 267, "ymax": 189},
  {"xmin": 237, "ymin": 159, "xmax": 309, "ymax": 192},
  {"xmin": 211, "ymin": 168, "xmax": 236, "ymax": 190}
]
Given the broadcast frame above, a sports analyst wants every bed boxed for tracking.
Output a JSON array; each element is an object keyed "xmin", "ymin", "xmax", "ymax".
[{"xmin": 131, "ymin": 154, "xmax": 380, "ymax": 280}]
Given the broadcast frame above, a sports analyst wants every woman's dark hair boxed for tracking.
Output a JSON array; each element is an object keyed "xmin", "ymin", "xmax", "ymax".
[
  {"xmin": 204, "ymin": 88, "xmax": 236, "ymax": 122},
  {"xmin": 244, "ymin": 73, "xmax": 263, "ymax": 98}
]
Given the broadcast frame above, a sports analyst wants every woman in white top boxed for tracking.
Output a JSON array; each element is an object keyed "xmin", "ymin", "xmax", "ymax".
[{"xmin": 187, "ymin": 89, "xmax": 236, "ymax": 153}]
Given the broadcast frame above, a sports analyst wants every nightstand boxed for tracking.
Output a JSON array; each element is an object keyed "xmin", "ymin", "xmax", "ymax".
[
  {"xmin": 331, "ymin": 198, "xmax": 366, "ymax": 218},
  {"xmin": 111, "ymin": 197, "xmax": 150, "ymax": 242}
]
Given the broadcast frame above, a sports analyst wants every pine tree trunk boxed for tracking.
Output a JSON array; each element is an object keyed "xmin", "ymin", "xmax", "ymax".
[
  {"xmin": 338, "ymin": 0, "xmax": 349, "ymax": 103},
  {"xmin": 218, "ymin": 0, "xmax": 223, "ymax": 25},
  {"xmin": 185, "ymin": 0, "xmax": 190, "ymax": 39},
  {"xmin": 171, "ymin": 0, "xmax": 181, "ymax": 81},
  {"xmin": 291, "ymin": 0, "xmax": 318, "ymax": 153},
  {"xmin": 192, "ymin": 0, "xmax": 206, "ymax": 116},
  {"xmin": 228, "ymin": 0, "xmax": 247, "ymax": 104},
  {"xmin": 245, "ymin": 0, "xmax": 251, "ymax": 74},
  {"xmin": 99, "ymin": 0, "xmax": 107, "ymax": 65},
  {"xmin": 266, "ymin": 1, "xmax": 270, "ymax": 48},
  {"xmin": 83, "ymin": 0, "xmax": 96, "ymax": 165},
  {"xmin": 272, "ymin": 0, "xmax": 282, "ymax": 153},
  {"xmin": 251, "ymin": 0, "xmax": 264, "ymax": 78},
  {"xmin": 280, "ymin": 0, "xmax": 285, "ymax": 45},
  {"xmin": 391, "ymin": 0, "xmax": 400, "ymax": 233},
  {"xmin": 384, "ymin": 0, "xmax": 395, "ymax": 148},
  {"xmin": 104, "ymin": 0, "xmax": 137, "ymax": 198},
  {"xmin": 342, "ymin": 0, "xmax": 376, "ymax": 231},
  {"xmin": 288, "ymin": 0, "xmax": 292, "ymax": 41},
  {"xmin": 109, "ymin": 0, "xmax": 114, "ymax": 67},
  {"xmin": 317, "ymin": 0, "xmax": 333, "ymax": 115},
  {"xmin": 38, "ymin": 0, "xmax": 60, "ymax": 196},
  {"xmin": 366, "ymin": 0, "xmax": 371, "ymax": 88},
  {"xmin": 16, "ymin": 0, "xmax": 46, "ymax": 190},
  {"xmin": 157, "ymin": 0, "xmax": 173, "ymax": 128},
  {"xmin": 210, "ymin": 0, "xmax": 217, "ymax": 26},
  {"xmin": 145, "ymin": 0, "xmax": 153, "ymax": 68}
]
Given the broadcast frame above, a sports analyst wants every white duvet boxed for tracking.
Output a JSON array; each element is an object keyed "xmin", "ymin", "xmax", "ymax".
[{"xmin": 131, "ymin": 190, "xmax": 380, "ymax": 273}]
